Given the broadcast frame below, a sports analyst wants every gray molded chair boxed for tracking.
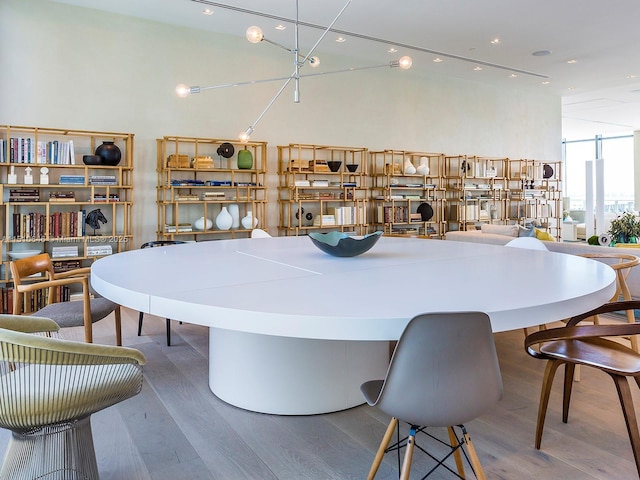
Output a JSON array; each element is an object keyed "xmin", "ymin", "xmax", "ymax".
[
  {"xmin": 138, "ymin": 240, "xmax": 185, "ymax": 346},
  {"xmin": 9, "ymin": 253, "xmax": 122, "ymax": 345},
  {"xmin": 361, "ymin": 312, "xmax": 503, "ymax": 480},
  {"xmin": 0, "ymin": 314, "xmax": 146, "ymax": 479},
  {"xmin": 525, "ymin": 300, "xmax": 640, "ymax": 477}
]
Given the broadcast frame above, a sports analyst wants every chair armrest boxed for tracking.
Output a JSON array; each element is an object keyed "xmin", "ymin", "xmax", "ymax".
[
  {"xmin": 0, "ymin": 328, "xmax": 146, "ymax": 365},
  {"xmin": 525, "ymin": 323, "xmax": 640, "ymax": 359},
  {"xmin": 53, "ymin": 267, "xmax": 91, "ymax": 280},
  {"xmin": 0, "ymin": 315, "xmax": 60, "ymax": 334},
  {"xmin": 15, "ymin": 276, "xmax": 89, "ymax": 294}
]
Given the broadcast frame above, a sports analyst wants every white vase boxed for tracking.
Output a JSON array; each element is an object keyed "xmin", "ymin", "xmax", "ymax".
[
  {"xmin": 416, "ymin": 157, "xmax": 430, "ymax": 176},
  {"xmin": 228, "ymin": 204, "xmax": 240, "ymax": 229},
  {"xmin": 193, "ymin": 216, "xmax": 213, "ymax": 231},
  {"xmin": 403, "ymin": 158, "xmax": 416, "ymax": 175},
  {"xmin": 241, "ymin": 210, "xmax": 258, "ymax": 229},
  {"xmin": 215, "ymin": 207, "xmax": 233, "ymax": 230}
]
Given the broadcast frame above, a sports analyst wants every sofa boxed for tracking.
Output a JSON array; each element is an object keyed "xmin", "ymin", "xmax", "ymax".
[{"xmin": 445, "ymin": 226, "xmax": 640, "ymax": 298}]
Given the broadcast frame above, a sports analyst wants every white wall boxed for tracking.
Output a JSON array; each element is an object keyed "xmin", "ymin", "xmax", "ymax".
[{"xmin": 0, "ymin": 0, "xmax": 562, "ymax": 244}]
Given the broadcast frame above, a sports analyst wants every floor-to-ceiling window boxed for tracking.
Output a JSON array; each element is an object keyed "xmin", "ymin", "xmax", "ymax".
[{"xmin": 563, "ymin": 134, "xmax": 634, "ymax": 213}]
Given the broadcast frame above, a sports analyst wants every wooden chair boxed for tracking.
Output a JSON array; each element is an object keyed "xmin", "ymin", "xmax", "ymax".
[
  {"xmin": 9, "ymin": 253, "xmax": 122, "ymax": 345},
  {"xmin": 361, "ymin": 312, "xmax": 503, "ymax": 479},
  {"xmin": 0, "ymin": 314, "xmax": 145, "ymax": 479},
  {"xmin": 578, "ymin": 252, "xmax": 640, "ymax": 350},
  {"xmin": 525, "ymin": 300, "xmax": 640, "ymax": 477},
  {"xmin": 137, "ymin": 240, "xmax": 185, "ymax": 345}
]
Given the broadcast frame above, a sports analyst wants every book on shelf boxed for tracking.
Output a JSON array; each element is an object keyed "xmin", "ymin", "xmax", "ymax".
[
  {"xmin": 53, "ymin": 259, "xmax": 81, "ymax": 273},
  {"xmin": 51, "ymin": 245, "xmax": 79, "ymax": 258},
  {"xmin": 59, "ymin": 175, "xmax": 85, "ymax": 184},
  {"xmin": 89, "ymin": 175, "xmax": 117, "ymax": 185},
  {"xmin": 165, "ymin": 223, "xmax": 192, "ymax": 233},
  {"xmin": 9, "ymin": 188, "xmax": 40, "ymax": 202},
  {"xmin": 49, "ymin": 191, "xmax": 76, "ymax": 202},
  {"xmin": 87, "ymin": 244, "xmax": 113, "ymax": 256},
  {"xmin": 313, "ymin": 215, "xmax": 337, "ymax": 227},
  {"xmin": 93, "ymin": 193, "xmax": 120, "ymax": 202}
]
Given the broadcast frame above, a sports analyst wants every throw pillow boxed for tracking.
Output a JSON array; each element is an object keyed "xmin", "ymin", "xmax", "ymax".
[
  {"xmin": 517, "ymin": 225, "xmax": 535, "ymax": 237},
  {"xmin": 481, "ymin": 224, "xmax": 519, "ymax": 237},
  {"xmin": 534, "ymin": 228, "xmax": 556, "ymax": 242}
]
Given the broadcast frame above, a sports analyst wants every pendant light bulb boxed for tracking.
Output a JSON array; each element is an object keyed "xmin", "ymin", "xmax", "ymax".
[
  {"xmin": 398, "ymin": 56, "xmax": 413, "ymax": 70},
  {"xmin": 239, "ymin": 127, "xmax": 254, "ymax": 143},
  {"xmin": 246, "ymin": 26, "xmax": 264, "ymax": 44},
  {"xmin": 309, "ymin": 56, "xmax": 321, "ymax": 68},
  {"xmin": 175, "ymin": 84, "xmax": 191, "ymax": 98}
]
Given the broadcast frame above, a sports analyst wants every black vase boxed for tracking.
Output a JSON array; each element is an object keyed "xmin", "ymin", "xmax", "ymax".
[{"xmin": 95, "ymin": 141, "xmax": 122, "ymax": 166}]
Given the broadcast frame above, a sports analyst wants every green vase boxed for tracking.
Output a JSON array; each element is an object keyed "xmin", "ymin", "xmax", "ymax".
[{"xmin": 237, "ymin": 148, "xmax": 253, "ymax": 169}]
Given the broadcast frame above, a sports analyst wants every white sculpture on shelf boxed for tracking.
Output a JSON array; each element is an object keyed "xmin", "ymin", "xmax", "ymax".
[
  {"xmin": 7, "ymin": 166, "xmax": 17, "ymax": 185},
  {"xmin": 403, "ymin": 158, "xmax": 416, "ymax": 175},
  {"xmin": 23, "ymin": 167, "xmax": 33, "ymax": 185},
  {"xmin": 40, "ymin": 167, "xmax": 49, "ymax": 185},
  {"xmin": 416, "ymin": 156, "xmax": 430, "ymax": 176}
]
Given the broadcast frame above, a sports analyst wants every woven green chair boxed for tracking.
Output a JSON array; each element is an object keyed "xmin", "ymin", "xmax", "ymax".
[{"xmin": 0, "ymin": 314, "xmax": 146, "ymax": 479}]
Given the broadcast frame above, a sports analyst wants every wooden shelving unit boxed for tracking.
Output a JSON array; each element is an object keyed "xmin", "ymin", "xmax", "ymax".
[
  {"xmin": 507, "ymin": 158, "xmax": 563, "ymax": 238},
  {"xmin": 0, "ymin": 125, "xmax": 135, "ymax": 311},
  {"xmin": 369, "ymin": 150, "xmax": 446, "ymax": 238},
  {"xmin": 156, "ymin": 136, "xmax": 267, "ymax": 241},
  {"xmin": 277, "ymin": 143, "xmax": 369, "ymax": 236}
]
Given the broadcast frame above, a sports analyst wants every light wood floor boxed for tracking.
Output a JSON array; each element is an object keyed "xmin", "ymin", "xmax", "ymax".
[{"xmin": 1, "ymin": 309, "xmax": 639, "ymax": 479}]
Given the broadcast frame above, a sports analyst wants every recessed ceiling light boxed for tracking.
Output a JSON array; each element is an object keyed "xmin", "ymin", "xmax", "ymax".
[
  {"xmin": 474, "ymin": 66, "xmax": 483, "ymax": 71},
  {"xmin": 627, "ymin": 74, "xmax": 637, "ymax": 79},
  {"xmin": 336, "ymin": 37, "xmax": 346, "ymax": 43},
  {"xmin": 508, "ymin": 74, "xmax": 518, "ymax": 78},
  {"xmin": 541, "ymin": 81, "xmax": 550, "ymax": 85},
  {"xmin": 433, "ymin": 57, "xmax": 443, "ymax": 63},
  {"xmin": 490, "ymin": 38, "xmax": 500, "ymax": 45},
  {"xmin": 202, "ymin": 8, "xmax": 213, "ymax": 15},
  {"xmin": 567, "ymin": 86, "xmax": 576, "ymax": 90},
  {"xmin": 275, "ymin": 24, "xmax": 286, "ymax": 30},
  {"xmin": 388, "ymin": 48, "xmax": 397, "ymax": 53},
  {"xmin": 532, "ymin": 50, "xmax": 552, "ymax": 56},
  {"xmin": 567, "ymin": 59, "xmax": 577, "ymax": 64}
]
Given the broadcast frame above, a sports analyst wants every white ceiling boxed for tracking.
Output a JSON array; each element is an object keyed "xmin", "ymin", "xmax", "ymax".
[{"xmin": 52, "ymin": 0, "xmax": 640, "ymax": 140}]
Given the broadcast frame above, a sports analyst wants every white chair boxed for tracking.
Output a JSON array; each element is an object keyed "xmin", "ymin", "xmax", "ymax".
[
  {"xmin": 505, "ymin": 237, "xmax": 549, "ymax": 251},
  {"xmin": 251, "ymin": 228, "xmax": 272, "ymax": 238}
]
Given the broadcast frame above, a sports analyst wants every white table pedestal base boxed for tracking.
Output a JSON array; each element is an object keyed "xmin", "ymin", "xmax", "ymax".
[{"xmin": 209, "ymin": 328, "xmax": 390, "ymax": 415}]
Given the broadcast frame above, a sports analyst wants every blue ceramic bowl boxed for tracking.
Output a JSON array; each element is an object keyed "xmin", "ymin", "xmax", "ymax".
[{"xmin": 308, "ymin": 231, "xmax": 383, "ymax": 257}]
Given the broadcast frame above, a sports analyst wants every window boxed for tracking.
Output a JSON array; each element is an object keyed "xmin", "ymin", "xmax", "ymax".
[{"xmin": 563, "ymin": 134, "xmax": 634, "ymax": 213}]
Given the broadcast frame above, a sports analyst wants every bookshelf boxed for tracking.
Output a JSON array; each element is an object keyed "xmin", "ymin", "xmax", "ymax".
[
  {"xmin": 0, "ymin": 125, "xmax": 134, "ymax": 312},
  {"xmin": 156, "ymin": 136, "xmax": 268, "ymax": 241}
]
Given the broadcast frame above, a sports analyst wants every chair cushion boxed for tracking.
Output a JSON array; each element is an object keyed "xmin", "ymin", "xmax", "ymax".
[
  {"xmin": 0, "ymin": 363, "xmax": 142, "ymax": 430},
  {"xmin": 35, "ymin": 298, "xmax": 117, "ymax": 328}
]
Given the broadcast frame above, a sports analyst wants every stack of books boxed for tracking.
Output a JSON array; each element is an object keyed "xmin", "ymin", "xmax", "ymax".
[
  {"xmin": 51, "ymin": 245, "xmax": 79, "ymax": 258},
  {"xmin": 87, "ymin": 244, "xmax": 112, "ymax": 256},
  {"xmin": 49, "ymin": 191, "xmax": 75, "ymax": 202},
  {"xmin": 9, "ymin": 189, "xmax": 39, "ymax": 202},
  {"xmin": 165, "ymin": 223, "xmax": 192, "ymax": 233},
  {"xmin": 59, "ymin": 175, "xmax": 85, "ymax": 185},
  {"xmin": 93, "ymin": 193, "xmax": 120, "ymax": 202},
  {"xmin": 89, "ymin": 175, "xmax": 117, "ymax": 185}
]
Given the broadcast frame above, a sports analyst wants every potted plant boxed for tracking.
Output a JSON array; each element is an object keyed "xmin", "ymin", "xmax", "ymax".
[{"xmin": 608, "ymin": 212, "xmax": 640, "ymax": 244}]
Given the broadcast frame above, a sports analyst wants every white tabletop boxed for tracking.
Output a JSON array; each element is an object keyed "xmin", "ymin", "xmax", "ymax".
[{"xmin": 92, "ymin": 236, "xmax": 616, "ymax": 340}]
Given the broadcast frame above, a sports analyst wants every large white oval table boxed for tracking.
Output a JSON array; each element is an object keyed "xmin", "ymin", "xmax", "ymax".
[{"xmin": 91, "ymin": 236, "xmax": 616, "ymax": 415}]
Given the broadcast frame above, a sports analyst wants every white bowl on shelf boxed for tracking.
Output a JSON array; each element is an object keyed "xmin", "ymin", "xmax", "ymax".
[{"xmin": 8, "ymin": 249, "xmax": 41, "ymax": 260}]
